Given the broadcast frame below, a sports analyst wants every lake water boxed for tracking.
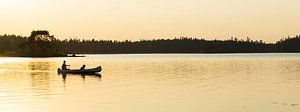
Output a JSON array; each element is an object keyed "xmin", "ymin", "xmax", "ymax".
[{"xmin": 0, "ymin": 54, "xmax": 300, "ymax": 112}]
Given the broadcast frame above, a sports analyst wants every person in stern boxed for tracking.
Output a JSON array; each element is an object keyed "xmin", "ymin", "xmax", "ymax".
[{"xmin": 62, "ymin": 60, "xmax": 70, "ymax": 70}]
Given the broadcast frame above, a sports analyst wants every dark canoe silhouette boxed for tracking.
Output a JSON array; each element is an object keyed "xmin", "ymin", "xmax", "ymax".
[{"xmin": 58, "ymin": 66, "xmax": 102, "ymax": 74}]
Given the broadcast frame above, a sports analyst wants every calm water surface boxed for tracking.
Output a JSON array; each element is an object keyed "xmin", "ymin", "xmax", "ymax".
[{"xmin": 0, "ymin": 54, "xmax": 300, "ymax": 112}]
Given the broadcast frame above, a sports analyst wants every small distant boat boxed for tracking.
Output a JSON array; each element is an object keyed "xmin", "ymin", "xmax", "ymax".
[
  {"xmin": 67, "ymin": 54, "xmax": 85, "ymax": 57},
  {"xmin": 58, "ymin": 66, "xmax": 102, "ymax": 74}
]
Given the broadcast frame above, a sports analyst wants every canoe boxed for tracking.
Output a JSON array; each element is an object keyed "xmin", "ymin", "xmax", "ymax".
[{"xmin": 58, "ymin": 66, "xmax": 102, "ymax": 74}]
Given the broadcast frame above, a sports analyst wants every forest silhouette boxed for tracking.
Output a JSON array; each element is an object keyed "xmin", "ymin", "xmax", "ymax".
[{"xmin": 0, "ymin": 30, "xmax": 299, "ymax": 57}]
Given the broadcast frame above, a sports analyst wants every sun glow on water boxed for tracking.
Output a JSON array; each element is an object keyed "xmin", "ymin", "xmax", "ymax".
[{"xmin": 0, "ymin": 58, "xmax": 28, "ymax": 64}]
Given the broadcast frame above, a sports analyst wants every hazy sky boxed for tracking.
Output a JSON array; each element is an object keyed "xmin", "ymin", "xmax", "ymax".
[{"xmin": 0, "ymin": 0, "xmax": 299, "ymax": 42}]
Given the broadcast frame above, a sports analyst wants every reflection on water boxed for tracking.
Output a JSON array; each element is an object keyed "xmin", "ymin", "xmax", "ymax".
[
  {"xmin": 29, "ymin": 62, "xmax": 51, "ymax": 92},
  {"xmin": 28, "ymin": 62, "xmax": 51, "ymax": 71},
  {"xmin": 30, "ymin": 72, "xmax": 50, "ymax": 93},
  {"xmin": 59, "ymin": 73, "xmax": 102, "ymax": 81},
  {"xmin": 0, "ymin": 54, "xmax": 300, "ymax": 112}
]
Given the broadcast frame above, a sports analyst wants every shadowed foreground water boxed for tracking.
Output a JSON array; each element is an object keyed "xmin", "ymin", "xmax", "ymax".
[{"xmin": 0, "ymin": 54, "xmax": 300, "ymax": 112}]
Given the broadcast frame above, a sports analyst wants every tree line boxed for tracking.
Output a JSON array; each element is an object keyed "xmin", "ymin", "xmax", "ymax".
[
  {"xmin": 0, "ymin": 30, "xmax": 299, "ymax": 56},
  {"xmin": 59, "ymin": 35, "xmax": 300, "ymax": 54}
]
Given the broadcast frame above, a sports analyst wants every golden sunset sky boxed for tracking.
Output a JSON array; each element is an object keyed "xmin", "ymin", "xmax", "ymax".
[{"xmin": 0, "ymin": 0, "xmax": 299, "ymax": 42}]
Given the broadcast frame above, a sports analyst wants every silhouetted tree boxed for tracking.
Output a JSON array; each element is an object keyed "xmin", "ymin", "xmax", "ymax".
[{"xmin": 18, "ymin": 30, "xmax": 62, "ymax": 57}]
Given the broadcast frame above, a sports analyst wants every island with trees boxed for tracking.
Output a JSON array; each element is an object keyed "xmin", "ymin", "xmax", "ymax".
[{"xmin": 0, "ymin": 30, "xmax": 299, "ymax": 57}]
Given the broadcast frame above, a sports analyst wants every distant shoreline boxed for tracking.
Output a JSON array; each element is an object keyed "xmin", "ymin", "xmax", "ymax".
[
  {"xmin": 0, "ymin": 54, "xmax": 82, "ymax": 58},
  {"xmin": 0, "ymin": 31, "xmax": 299, "ymax": 57},
  {"xmin": 0, "ymin": 52, "xmax": 300, "ymax": 57}
]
